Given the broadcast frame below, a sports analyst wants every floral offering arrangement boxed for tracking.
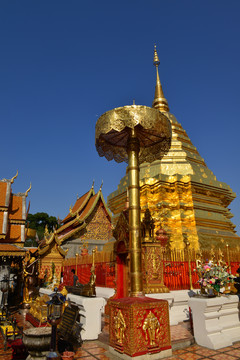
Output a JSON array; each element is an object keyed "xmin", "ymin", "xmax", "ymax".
[{"xmin": 195, "ymin": 260, "xmax": 235, "ymax": 296}]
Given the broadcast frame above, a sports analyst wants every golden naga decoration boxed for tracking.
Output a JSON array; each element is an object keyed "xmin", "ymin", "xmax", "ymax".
[
  {"xmin": 10, "ymin": 170, "xmax": 18, "ymax": 184},
  {"xmin": 44, "ymin": 225, "xmax": 50, "ymax": 238},
  {"xmin": 142, "ymin": 311, "xmax": 160, "ymax": 346},
  {"xmin": 69, "ymin": 205, "xmax": 73, "ymax": 216},
  {"xmin": 25, "ymin": 182, "xmax": 31, "ymax": 197},
  {"xmin": 114, "ymin": 310, "xmax": 126, "ymax": 344}
]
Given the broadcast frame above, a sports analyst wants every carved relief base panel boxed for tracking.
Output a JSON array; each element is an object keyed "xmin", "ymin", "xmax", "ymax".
[{"xmin": 108, "ymin": 297, "xmax": 171, "ymax": 358}]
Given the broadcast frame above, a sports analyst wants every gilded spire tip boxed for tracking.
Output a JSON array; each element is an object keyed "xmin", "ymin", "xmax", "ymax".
[
  {"xmin": 153, "ymin": 44, "xmax": 160, "ymax": 66},
  {"xmin": 152, "ymin": 44, "xmax": 169, "ymax": 112}
]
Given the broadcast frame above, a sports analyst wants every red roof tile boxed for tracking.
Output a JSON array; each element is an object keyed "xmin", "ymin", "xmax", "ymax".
[
  {"xmin": 9, "ymin": 195, "xmax": 22, "ymax": 220},
  {"xmin": 62, "ymin": 190, "xmax": 92, "ymax": 223},
  {"xmin": 0, "ymin": 182, "xmax": 8, "ymax": 206},
  {"xmin": 0, "ymin": 244, "xmax": 24, "ymax": 252},
  {"xmin": 79, "ymin": 194, "xmax": 98, "ymax": 220},
  {"xmin": 7, "ymin": 224, "xmax": 22, "ymax": 242}
]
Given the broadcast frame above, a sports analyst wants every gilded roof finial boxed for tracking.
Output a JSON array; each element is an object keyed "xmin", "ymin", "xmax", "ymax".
[
  {"xmin": 25, "ymin": 182, "xmax": 31, "ymax": 197},
  {"xmin": 11, "ymin": 170, "xmax": 18, "ymax": 184},
  {"xmin": 152, "ymin": 44, "xmax": 169, "ymax": 112}
]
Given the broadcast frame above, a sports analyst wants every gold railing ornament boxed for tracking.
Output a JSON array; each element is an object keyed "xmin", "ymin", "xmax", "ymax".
[
  {"xmin": 226, "ymin": 243, "xmax": 231, "ymax": 274},
  {"xmin": 184, "ymin": 237, "xmax": 193, "ymax": 290},
  {"xmin": 75, "ymin": 253, "xmax": 78, "ymax": 271},
  {"xmin": 95, "ymin": 105, "xmax": 171, "ymax": 297}
]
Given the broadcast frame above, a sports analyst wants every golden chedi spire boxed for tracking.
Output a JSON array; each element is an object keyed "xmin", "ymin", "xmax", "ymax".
[{"xmin": 152, "ymin": 45, "xmax": 169, "ymax": 112}]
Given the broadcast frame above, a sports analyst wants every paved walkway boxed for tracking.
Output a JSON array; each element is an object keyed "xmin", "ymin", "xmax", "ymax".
[{"xmin": 1, "ymin": 309, "xmax": 240, "ymax": 360}]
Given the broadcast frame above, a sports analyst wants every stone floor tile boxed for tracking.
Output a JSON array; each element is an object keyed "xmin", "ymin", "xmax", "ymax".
[
  {"xmin": 217, "ymin": 346, "xmax": 236, "ymax": 352},
  {"xmin": 178, "ymin": 352, "xmax": 204, "ymax": 360},
  {"xmin": 210, "ymin": 354, "xmax": 238, "ymax": 360},
  {"xmin": 194, "ymin": 348, "xmax": 218, "ymax": 356},
  {"xmin": 95, "ymin": 354, "xmax": 112, "ymax": 360},
  {"xmin": 82, "ymin": 341, "xmax": 100, "ymax": 349},
  {"xmin": 188, "ymin": 345, "xmax": 204, "ymax": 351},
  {"xmin": 88, "ymin": 346, "xmax": 106, "ymax": 355},
  {"xmin": 225, "ymin": 349, "xmax": 240, "ymax": 357},
  {"xmin": 173, "ymin": 348, "xmax": 189, "ymax": 354},
  {"xmin": 232, "ymin": 342, "xmax": 240, "ymax": 348},
  {"xmin": 74, "ymin": 348, "xmax": 90, "ymax": 357}
]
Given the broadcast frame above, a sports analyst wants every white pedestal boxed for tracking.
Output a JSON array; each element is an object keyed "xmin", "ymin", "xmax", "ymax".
[
  {"xmin": 148, "ymin": 290, "xmax": 190, "ymax": 325},
  {"xmin": 66, "ymin": 294, "xmax": 105, "ymax": 340},
  {"xmin": 189, "ymin": 295, "xmax": 240, "ymax": 349},
  {"xmin": 39, "ymin": 288, "xmax": 105, "ymax": 340}
]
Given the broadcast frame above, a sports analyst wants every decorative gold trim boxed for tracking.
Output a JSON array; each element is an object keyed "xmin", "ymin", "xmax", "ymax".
[
  {"xmin": 11, "ymin": 170, "xmax": 18, "ymax": 184},
  {"xmin": 25, "ymin": 183, "xmax": 31, "ymax": 197}
]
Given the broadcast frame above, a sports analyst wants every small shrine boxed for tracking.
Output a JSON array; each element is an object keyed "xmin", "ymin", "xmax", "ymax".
[
  {"xmin": 38, "ymin": 227, "xmax": 68, "ymax": 288},
  {"xmin": 114, "ymin": 207, "xmax": 169, "ymax": 297}
]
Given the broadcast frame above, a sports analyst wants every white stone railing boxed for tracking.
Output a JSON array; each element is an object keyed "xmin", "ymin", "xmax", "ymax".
[{"xmin": 189, "ymin": 295, "xmax": 240, "ymax": 349}]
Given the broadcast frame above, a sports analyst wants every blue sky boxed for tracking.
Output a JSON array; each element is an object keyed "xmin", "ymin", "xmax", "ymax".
[{"xmin": 1, "ymin": 1, "xmax": 240, "ymax": 235}]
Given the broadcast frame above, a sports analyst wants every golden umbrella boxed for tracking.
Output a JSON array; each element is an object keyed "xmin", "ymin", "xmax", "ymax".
[{"xmin": 95, "ymin": 105, "xmax": 171, "ymax": 296}]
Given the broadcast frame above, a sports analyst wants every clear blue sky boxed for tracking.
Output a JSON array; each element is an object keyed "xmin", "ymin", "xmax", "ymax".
[{"xmin": 1, "ymin": 1, "xmax": 240, "ymax": 235}]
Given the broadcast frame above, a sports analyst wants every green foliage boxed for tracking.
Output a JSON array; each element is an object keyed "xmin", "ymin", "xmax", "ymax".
[
  {"xmin": 27, "ymin": 212, "xmax": 59, "ymax": 240},
  {"xmin": 24, "ymin": 238, "xmax": 38, "ymax": 247}
]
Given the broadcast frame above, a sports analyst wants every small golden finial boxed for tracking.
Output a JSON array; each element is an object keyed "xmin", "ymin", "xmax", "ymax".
[
  {"xmin": 25, "ymin": 182, "xmax": 31, "ymax": 197},
  {"xmin": 100, "ymin": 180, "xmax": 103, "ymax": 190},
  {"xmin": 152, "ymin": 44, "xmax": 169, "ymax": 112},
  {"xmin": 11, "ymin": 170, "xmax": 18, "ymax": 184},
  {"xmin": 153, "ymin": 44, "xmax": 160, "ymax": 66}
]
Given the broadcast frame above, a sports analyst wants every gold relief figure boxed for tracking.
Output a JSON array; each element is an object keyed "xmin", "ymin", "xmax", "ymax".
[
  {"xmin": 89, "ymin": 266, "xmax": 96, "ymax": 286},
  {"xmin": 114, "ymin": 310, "xmax": 126, "ymax": 344},
  {"xmin": 22, "ymin": 252, "xmax": 38, "ymax": 306},
  {"xmin": 142, "ymin": 311, "xmax": 160, "ymax": 346}
]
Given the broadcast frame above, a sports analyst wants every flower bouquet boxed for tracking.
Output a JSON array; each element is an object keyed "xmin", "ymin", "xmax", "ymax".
[{"xmin": 196, "ymin": 261, "xmax": 235, "ymax": 296}]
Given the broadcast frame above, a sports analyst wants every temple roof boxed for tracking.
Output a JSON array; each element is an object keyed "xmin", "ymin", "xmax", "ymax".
[
  {"xmin": 38, "ymin": 185, "xmax": 112, "ymax": 256},
  {"xmin": 0, "ymin": 172, "xmax": 30, "ymax": 243},
  {"xmin": 0, "ymin": 243, "xmax": 26, "ymax": 256},
  {"xmin": 62, "ymin": 185, "xmax": 95, "ymax": 223},
  {"xmin": 57, "ymin": 185, "xmax": 112, "ymax": 242}
]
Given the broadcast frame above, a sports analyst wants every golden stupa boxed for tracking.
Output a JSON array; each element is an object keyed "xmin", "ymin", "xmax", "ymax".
[{"xmin": 108, "ymin": 46, "xmax": 240, "ymax": 250}]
